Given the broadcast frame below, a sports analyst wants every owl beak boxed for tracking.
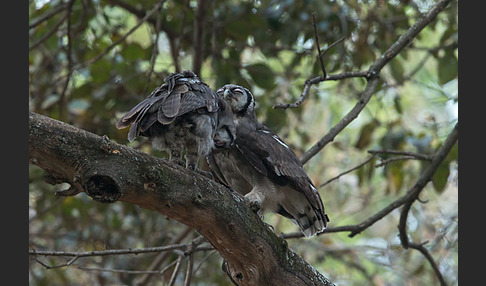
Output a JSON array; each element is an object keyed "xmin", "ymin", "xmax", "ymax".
[
  {"xmin": 223, "ymin": 89, "xmax": 237, "ymax": 101},
  {"xmin": 223, "ymin": 89, "xmax": 231, "ymax": 98}
]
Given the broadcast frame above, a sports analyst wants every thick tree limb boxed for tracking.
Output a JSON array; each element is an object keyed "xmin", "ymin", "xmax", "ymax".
[{"xmin": 28, "ymin": 112, "xmax": 334, "ymax": 286}]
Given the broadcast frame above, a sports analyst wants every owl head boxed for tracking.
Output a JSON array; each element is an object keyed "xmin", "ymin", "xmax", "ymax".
[{"xmin": 217, "ymin": 84, "xmax": 255, "ymax": 116}]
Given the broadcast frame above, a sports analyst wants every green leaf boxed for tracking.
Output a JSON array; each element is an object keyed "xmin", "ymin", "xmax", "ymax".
[
  {"xmin": 438, "ymin": 50, "xmax": 458, "ymax": 85},
  {"xmin": 432, "ymin": 162, "xmax": 450, "ymax": 193},
  {"xmin": 389, "ymin": 57, "xmax": 404, "ymax": 81},
  {"xmin": 389, "ymin": 163, "xmax": 403, "ymax": 194},
  {"xmin": 245, "ymin": 63, "xmax": 275, "ymax": 89},
  {"xmin": 354, "ymin": 119, "xmax": 380, "ymax": 150},
  {"xmin": 120, "ymin": 43, "xmax": 147, "ymax": 61},
  {"xmin": 89, "ymin": 58, "xmax": 111, "ymax": 84}
]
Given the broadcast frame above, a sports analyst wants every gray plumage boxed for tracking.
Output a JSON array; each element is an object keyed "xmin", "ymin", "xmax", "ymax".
[
  {"xmin": 116, "ymin": 70, "xmax": 221, "ymax": 172},
  {"xmin": 207, "ymin": 84, "xmax": 329, "ymax": 237}
]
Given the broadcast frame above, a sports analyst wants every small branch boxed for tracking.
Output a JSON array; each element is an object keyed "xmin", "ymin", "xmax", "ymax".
[
  {"xmin": 312, "ymin": 13, "xmax": 327, "ymax": 79},
  {"xmin": 319, "ymin": 155, "xmax": 375, "ymax": 188},
  {"xmin": 76, "ymin": 266, "xmax": 161, "ymax": 275},
  {"xmin": 320, "ymin": 37, "xmax": 346, "ymax": 58},
  {"xmin": 144, "ymin": 3, "xmax": 163, "ymax": 93},
  {"xmin": 272, "ymin": 71, "xmax": 366, "ymax": 109},
  {"xmin": 168, "ymin": 255, "xmax": 184, "ymax": 286},
  {"xmin": 33, "ymin": 256, "xmax": 79, "ymax": 269},
  {"xmin": 399, "ymin": 201, "xmax": 447, "ymax": 285},
  {"xmin": 374, "ymin": 156, "xmax": 423, "ymax": 168},
  {"xmin": 58, "ymin": 0, "xmax": 76, "ymax": 121},
  {"xmin": 29, "ymin": 12, "xmax": 68, "ymax": 51},
  {"xmin": 193, "ymin": 0, "xmax": 208, "ymax": 77},
  {"xmin": 368, "ymin": 150, "xmax": 433, "ymax": 168},
  {"xmin": 134, "ymin": 226, "xmax": 193, "ymax": 286},
  {"xmin": 368, "ymin": 149, "xmax": 433, "ymax": 161},
  {"xmin": 29, "ymin": 243, "xmax": 192, "ymax": 258},
  {"xmin": 273, "ymin": 25, "xmax": 347, "ymax": 110},
  {"xmin": 184, "ymin": 252, "xmax": 195, "ymax": 286},
  {"xmin": 273, "ymin": 14, "xmax": 347, "ymax": 110},
  {"xmin": 300, "ymin": 77, "xmax": 380, "ymax": 164},
  {"xmin": 29, "ymin": 3, "xmax": 67, "ymax": 29},
  {"xmin": 408, "ymin": 242, "xmax": 447, "ymax": 286}
]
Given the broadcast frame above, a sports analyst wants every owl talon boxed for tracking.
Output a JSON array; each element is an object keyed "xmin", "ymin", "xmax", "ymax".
[
  {"xmin": 170, "ymin": 158, "xmax": 185, "ymax": 167},
  {"xmin": 195, "ymin": 169, "xmax": 214, "ymax": 179},
  {"xmin": 264, "ymin": 222, "xmax": 274, "ymax": 232},
  {"xmin": 247, "ymin": 200, "xmax": 261, "ymax": 214}
]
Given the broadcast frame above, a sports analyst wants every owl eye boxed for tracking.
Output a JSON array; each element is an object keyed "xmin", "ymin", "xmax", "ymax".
[{"xmin": 233, "ymin": 88, "xmax": 244, "ymax": 94}]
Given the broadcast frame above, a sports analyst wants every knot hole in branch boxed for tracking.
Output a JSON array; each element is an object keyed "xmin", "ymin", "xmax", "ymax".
[{"xmin": 84, "ymin": 175, "xmax": 121, "ymax": 203}]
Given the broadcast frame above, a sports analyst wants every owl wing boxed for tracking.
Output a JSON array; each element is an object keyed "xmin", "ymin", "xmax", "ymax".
[
  {"xmin": 235, "ymin": 126, "xmax": 328, "ymax": 226},
  {"xmin": 116, "ymin": 71, "xmax": 219, "ymax": 141}
]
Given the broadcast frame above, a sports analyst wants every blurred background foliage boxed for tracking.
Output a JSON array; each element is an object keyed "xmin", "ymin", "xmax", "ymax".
[{"xmin": 29, "ymin": 0, "xmax": 458, "ymax": 285}]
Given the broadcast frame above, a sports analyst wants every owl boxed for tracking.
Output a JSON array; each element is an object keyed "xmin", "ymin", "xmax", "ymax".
[
  {"xmin": 116, "ymin": 70, "xmax": 223, "ymax": 173},
  {"xmin": 207, "ymin": 84, "xmax": 329, "ymax": 237}
]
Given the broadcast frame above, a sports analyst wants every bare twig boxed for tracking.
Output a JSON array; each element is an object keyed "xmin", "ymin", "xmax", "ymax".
[
  {"xmin": 319, "ymin": 155, "xmax": 375, "ymax": 188},
  {"xmin": 408, "ymin": 242, "xmax": 447, "ymax": 286},
  {"xmin": 158, "ymin": 259, "xmax": 180, "ymax": 276},
  {"xmin": 144, "ymin": 3, "xmax": 163, "ymax": 93},
  {"xmin": 272, "ymin": 71, "xmax": 368, "ymax": 109},
  {"xmin": 33, "ymin": 256, "xmax": 79, "ymax": 269},
  {"xmin": 76, "ymin": 266, "xmax": 161, "ymax": 275},
  {"xmin": 168, "ymin": 255, "xmax": 184, "ymax": 286},
  {"xmin": 368, "ymin": 149, "xmax": 433, "ymax": 161},
  {"xmin": 312, "ymin": 13, "xmax": 327, "ymax": 79},
  {"xmin": 134, "ymin": 226, "xmax": 193, "ymax": 286},
  {"xmin": 30, "ymin": 243, "xmax": 192, "ymax": 258},
  {"xmin": 273, "ymin": 14, "xmax": 347, "ymax": 110},
  {"xmin": 399, "ymin": 201, "xmax": 447, "ymax": 286},
  {"xmin": 29, "ymin": 12, "xmax": 68, "ymax": 51},
  {"xmin": 184, "ymin": 252, "xmax": 195, "ymax": 286},
  {"xmin": 273, "ymin": 23, "xmax": 348, "ymax": 111},
  {"xmin": 192, "ymin": 250, "xmax": 218, "ymax": 276},
  {"xmin": 321, "ymin": 37, "xmax": 346, "ymax": 58},
  {"xmin": 374, "ymin": 156, "xmax": 421, "ymax": 167},
  {"xmin": 193, "ymin": 0, "xmax": 208, "ymax": 77},
  {"xmin": 29, "ymin": 3, "xmax": 67, "ymax": 30},
  {"xmin": 58, "ymin": 0, "xmax": 76, "ymax": 121},
  {"xmin": 368, "ymin": 149, "xmax": 433, "ymax": 167}
]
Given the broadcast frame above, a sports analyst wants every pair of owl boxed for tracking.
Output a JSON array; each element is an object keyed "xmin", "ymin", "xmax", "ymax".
[{"xmin": 116, "ymin": 70, "xmax": 329, "ymax": 237}]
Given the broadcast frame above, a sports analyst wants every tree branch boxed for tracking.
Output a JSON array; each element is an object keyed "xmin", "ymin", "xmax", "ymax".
[
  {"xmin": 193, "ymin": 0, "xmax": 207, "ymax": 77},
  {"xmin": 312, "ymin": 13, "xmax": 327, "ymax": 80},
  {"xmin": 319, "ymin": 155, "xmax": 375, "ymax": 188},
  {"xmin": 29, "ymin": 2, "xmax": 68, "ymax": 30},
  {"xmin": 300, "ymin": 76, "xmax": 380, "ymax": 164},
  {"xmin": 28, "ymin": 112, "xmax": 335, "ymax": 286},
  {"xmin": 294, "ymin": 0, "xmax": 453, "ymax": 164}
]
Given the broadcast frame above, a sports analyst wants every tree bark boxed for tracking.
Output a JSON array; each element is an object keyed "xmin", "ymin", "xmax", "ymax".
[{"xmin": 28, "ymin": 112, "xmax": 334, "ymax": 286}]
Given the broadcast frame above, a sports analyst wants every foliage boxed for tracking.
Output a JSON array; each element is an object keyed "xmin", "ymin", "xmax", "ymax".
[{"xmin": 29, "ymin": 0, "xmax": 458, "ymax": 285}]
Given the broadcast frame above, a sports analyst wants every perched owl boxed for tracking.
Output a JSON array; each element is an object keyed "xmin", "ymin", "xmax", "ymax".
[
  {"xmin": 116, "ymin": 70, "xmax": 222, "ymax": 173},
  {"xmin": 207, "ymin": 84, "xmax": 329, "ymax": 237}
]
